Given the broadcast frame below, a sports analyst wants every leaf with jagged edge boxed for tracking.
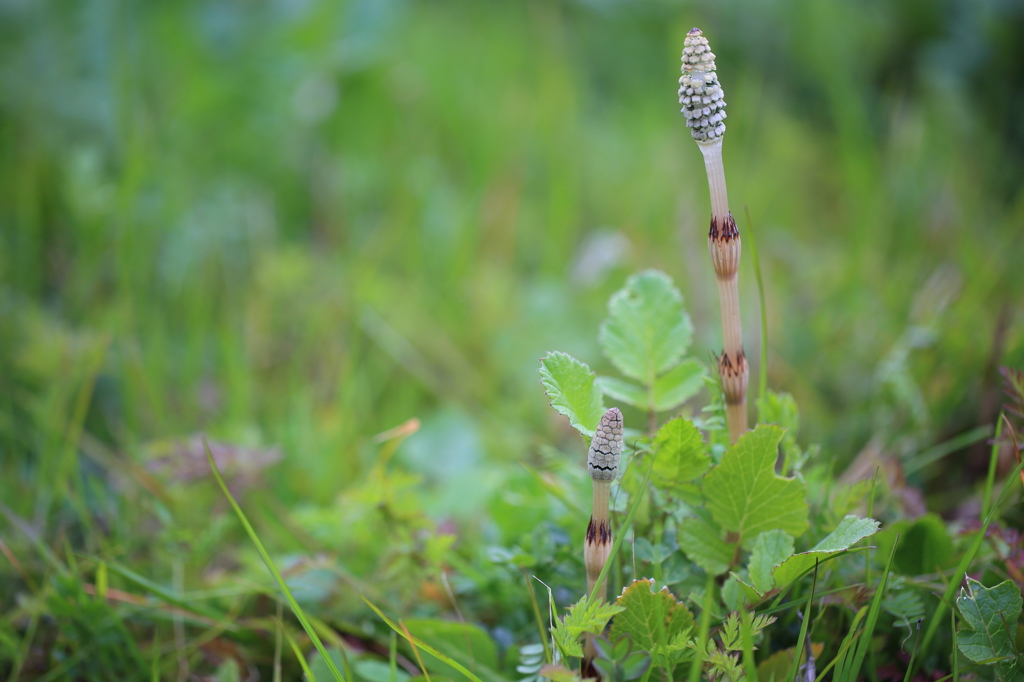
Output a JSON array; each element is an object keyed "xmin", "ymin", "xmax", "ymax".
[
  {"xmin": 610, "ymin": 579, "xmax": 695, "ymax": 669},
  {"xmin": 770, "ymin": 516, "xmax": 880, "ymax": 591},
  {"xmin": 677, "ymin": 515, "xmax": 734, "ymax": 576},
  {"xmin": 748, "ymin": 530, "xmax": 794, "ymax": 595},
  {"xmin": 651, "ymin": 418, "xmax": 709, "ymax": 494},
  {"xmin": 956, "ymin": 578, "xmax": 1024, "ymax": 680},
  {"xmin": 702, "ymin": 425, "xmax": 808, "ymax": 546},
  {"xmin": 599, "ymin": 271, "xmax": 693, "ymax": 385},
  {"xmin": 540, "ymin": 351, "xmax": 606, "ymax": 437},
  {"xmin": 727, "ymin": 516, "xmax": 879, "ymax": 605},
  {"xmin": 550, "ymin": 594, "xmax": 624, "ymax": 659}
]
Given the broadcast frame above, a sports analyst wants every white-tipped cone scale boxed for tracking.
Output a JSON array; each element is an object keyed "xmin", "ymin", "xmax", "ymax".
[
  {"xmin": 680, "ymin": 27, "xmax": 749, "ymax": 443},
  {"xmin": 583, "ymin": 408, "xmax": 623, "ymax": 662}
]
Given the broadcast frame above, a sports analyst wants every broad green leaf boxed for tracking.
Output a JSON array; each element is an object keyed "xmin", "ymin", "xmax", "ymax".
[
  {"xmin": 598, "ymin": 271, "xmax": 693, "ymax": 384},
  {"xmin": 596, "ymin": 376, "xmax": 648, "ymax": 410},
  {"xmin": 610, "ymin": 579, "xmax": 695, "ymax": 669},
  {"xmin": 651, "ymin": 418, "xmax": 709, "ymax": 493},
  {"xmin": 653, "ymin": 359, "xmax": 706, "ymax": 412},
  {"xmin": 956, "ymin": 578, "xmax": 1024, "ymax": 680},
  {"xmin": 404, "ymin": 619, "xmax": 503, "ymax": 682},
  {"xmin": 771, "ymin": 516, "xmax": 880, "ymax": 590},
  {"xmin": 539, "ymin": 352, "xmax": 605, "ymax": 437},
  {"xmin": 748, "ymin": 530, "xmax": 794, "ymax": 594},
  {"xmin": 702, "ymin": 425, "xmax": 808, "ymax": 545},
  {"xmin": 874, "ymin": 514, "xmax": 955, "ymax": 575},
  {"xmin": 677, "ymin": 515, "xmax": 734, "ymax": 576},
  {"xmin": 756, "ymin": 644, "xmax": 823, "ymax": 682}
]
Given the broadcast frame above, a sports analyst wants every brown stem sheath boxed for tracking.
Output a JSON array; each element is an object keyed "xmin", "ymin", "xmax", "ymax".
[{"xmin": 700, "ymin": 138, "xmax": 748, "ymax": 443}]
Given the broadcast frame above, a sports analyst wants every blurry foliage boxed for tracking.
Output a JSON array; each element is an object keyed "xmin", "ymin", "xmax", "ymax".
[{"xmin": 1, "ymin": 0, "xmax": 1023, "ymax": 679}]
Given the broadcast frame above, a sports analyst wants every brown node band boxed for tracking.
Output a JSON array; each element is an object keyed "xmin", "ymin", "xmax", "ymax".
[
  {"xmin": 586, "ymin": 517, "xmax": 612, "ymax": 546},
  {"xmin": 708, "ymin": 214, "xmax": 739, "ymax": 242},
  {"xmin": 708, "ymin": 214, "xmax": 741, "ymax": 278},
  {"xmin": 718, "ymin": 349, "xmax": 749, "ymax": 405}
]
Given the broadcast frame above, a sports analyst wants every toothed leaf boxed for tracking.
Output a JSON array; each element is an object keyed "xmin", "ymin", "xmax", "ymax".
[
  {"xmin": 677, "ymin": 515, "xmax": 734, "ymax": 576},
  {"xmin": 610, "ymin": 579, "xmax": 695, "ymax": 668},
  {"xmin": 599, "ymin": 271, "xmax": 693, "ymax": 384},
  {"xmin": 956, "ymin": 578, "xmax": 1024, "ymax": 679},
  {"xmin": 651, "ymin": 418, "xmax": 710, "ymax": 493},
  {"xmin": 540, "ymin": 351, "xmax": 606, "ymax": 437},
  {"xmin": 748, "ymin": 530, "xmax": 794, "ymax": 594},
  {"xmin": 702, "ymin": 425, "xmax": 808, "ymax": 545}
]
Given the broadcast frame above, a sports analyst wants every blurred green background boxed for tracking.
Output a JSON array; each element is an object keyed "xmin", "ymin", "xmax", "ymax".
[{"xmin": 1, "ymin": 0, "xmax": 1023, "ymax": 675}]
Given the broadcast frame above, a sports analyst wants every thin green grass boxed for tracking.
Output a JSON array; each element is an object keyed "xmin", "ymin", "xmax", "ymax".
[
  {"xmin": 687, "ymin": 572, "xmax": 716, "ymax": 682},
  {"xmin": 362, "ymin": 599, "xmax": 477, "ymax": 682},
  {"xmin": 982, "ymin": 415, "xmax": 1004, "ymax": 518},
  {"xmin": 205, "ymin": 439, "xmax": 346, "ymax": 682},
  {"xmin": 838, "ymin": 535, "xmax": 899, "ymax": 682},
  {"xmin": 918, "ymin": 456, "xmax": 1024, "ymax": 662},
  {"xmin": 901, "ymin": 620, "xmax": 922, "ymax": 682},
  {"xmin": 786, "ymin": 561, "xmax": 817, "ymax": 682},
  {"xmin": 744, "ymin": 206, "xmax": 769, "ymax": 404},
  {"xmin": 740, "ymin": 606, "xmax": 758, "ymax": 682}
]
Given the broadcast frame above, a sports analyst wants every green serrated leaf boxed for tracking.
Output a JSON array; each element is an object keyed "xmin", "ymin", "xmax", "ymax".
[
  {"xmin": 748, "ymin": 530, "xmax": 794, "ymax": 594},
  {"xmin": 596, "ymin": 376, "xmax": 648, "ymax": 410},
  {"xmin": 702, "ymin": 425, "xmax": 809, "ymax": 545},
  {"xmin": 653, "ymin": 359, "xmax": 706, "ymax": 412},
  {"xmin": 539, "ymin": 351, "xmax": 606, "ymax": 437},
  {"xmin": 651, "ymin": 418, "xmax": 709, "ymax": 494},
  {"xmin": 956, "ymin": 578, "xmax": 1024, "ymax": 680},
  {"xmin": 598, "ymin": 271, "xmax": 693, "ymax": 384},
  {"xmin": 610, "ymin": 579, "xmax": 695, "ymax": 669},
  {"xmin": 719, "ymin": 612, "xmax": 741, "ymax": 650},
  {"xmin": 551, "ymin": 594, "xmax": 625, "ymax": 659},
  {"xmin": 771, "ymin": 515, "xmax": 880, "ymax": 590},
  {"xmin": 677, "ymin": 515, "xmax": 734, "ymax": 576}
]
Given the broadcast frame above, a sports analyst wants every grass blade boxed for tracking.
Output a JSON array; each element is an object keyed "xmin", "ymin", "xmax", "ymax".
[
  {"xmin": 951, "ymin": 608, "xmax": 958, "ymax": 682},
  {"xmin": 843, "ymin": 535, "xmax": 899, "ymax": 682},
  {"xmin": 390, "ymin": 631, "xmax": 398, "ymax": 682},
  {"xmin": 524, "ymin": 569, "xmax": 552, "ymax": 665},
  {"xmin": 815, "ymin": 621, "xmax": 863, "ymax": 682},
  {"xmin": 361, "ymin": 597, "xmax": 484, "ymax": 682},
  {"xmin": 982, "ymin": 415, "xmax": 1004, "ymax": 518},
  {"xmin": 205, "ymin": 439, "xmax": 346, "ymax": 682},
  {"xmin": 281, "ymin": 625, "xmax": 318, "ymax": 682},
  {"xmin": 400, "ymin": 621, "xmax": 433, "ymax": 682},
  {"xmin": 744, "ymin": 205, "xmax": 768, "ymax": 403},
  {"xmin": 787, "ymin": 560, "xmax": 818, "ymax": 682},
  {"xmin": 901, "ymin": 619, "xmax": 922, "ymax": 682},
  {"xmin": 740, "ymin": 606, "xmax": 758, "ymax": 682},
  {"xmin": 918, "ymin": 455, "xmax": 1024, "ymax": 660},
  {"xmin": 687, "ymin": 572, "xmax": 717, "ymax": 682}
]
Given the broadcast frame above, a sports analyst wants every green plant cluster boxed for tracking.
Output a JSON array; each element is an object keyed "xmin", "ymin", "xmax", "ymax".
[
  {"xmin": 533, "ymin": 271, "xmax": 1024, "ymax": 681},
  {"xmin": 2, "ymin": 1, "xmax": 1024, "ymax": 680}
]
